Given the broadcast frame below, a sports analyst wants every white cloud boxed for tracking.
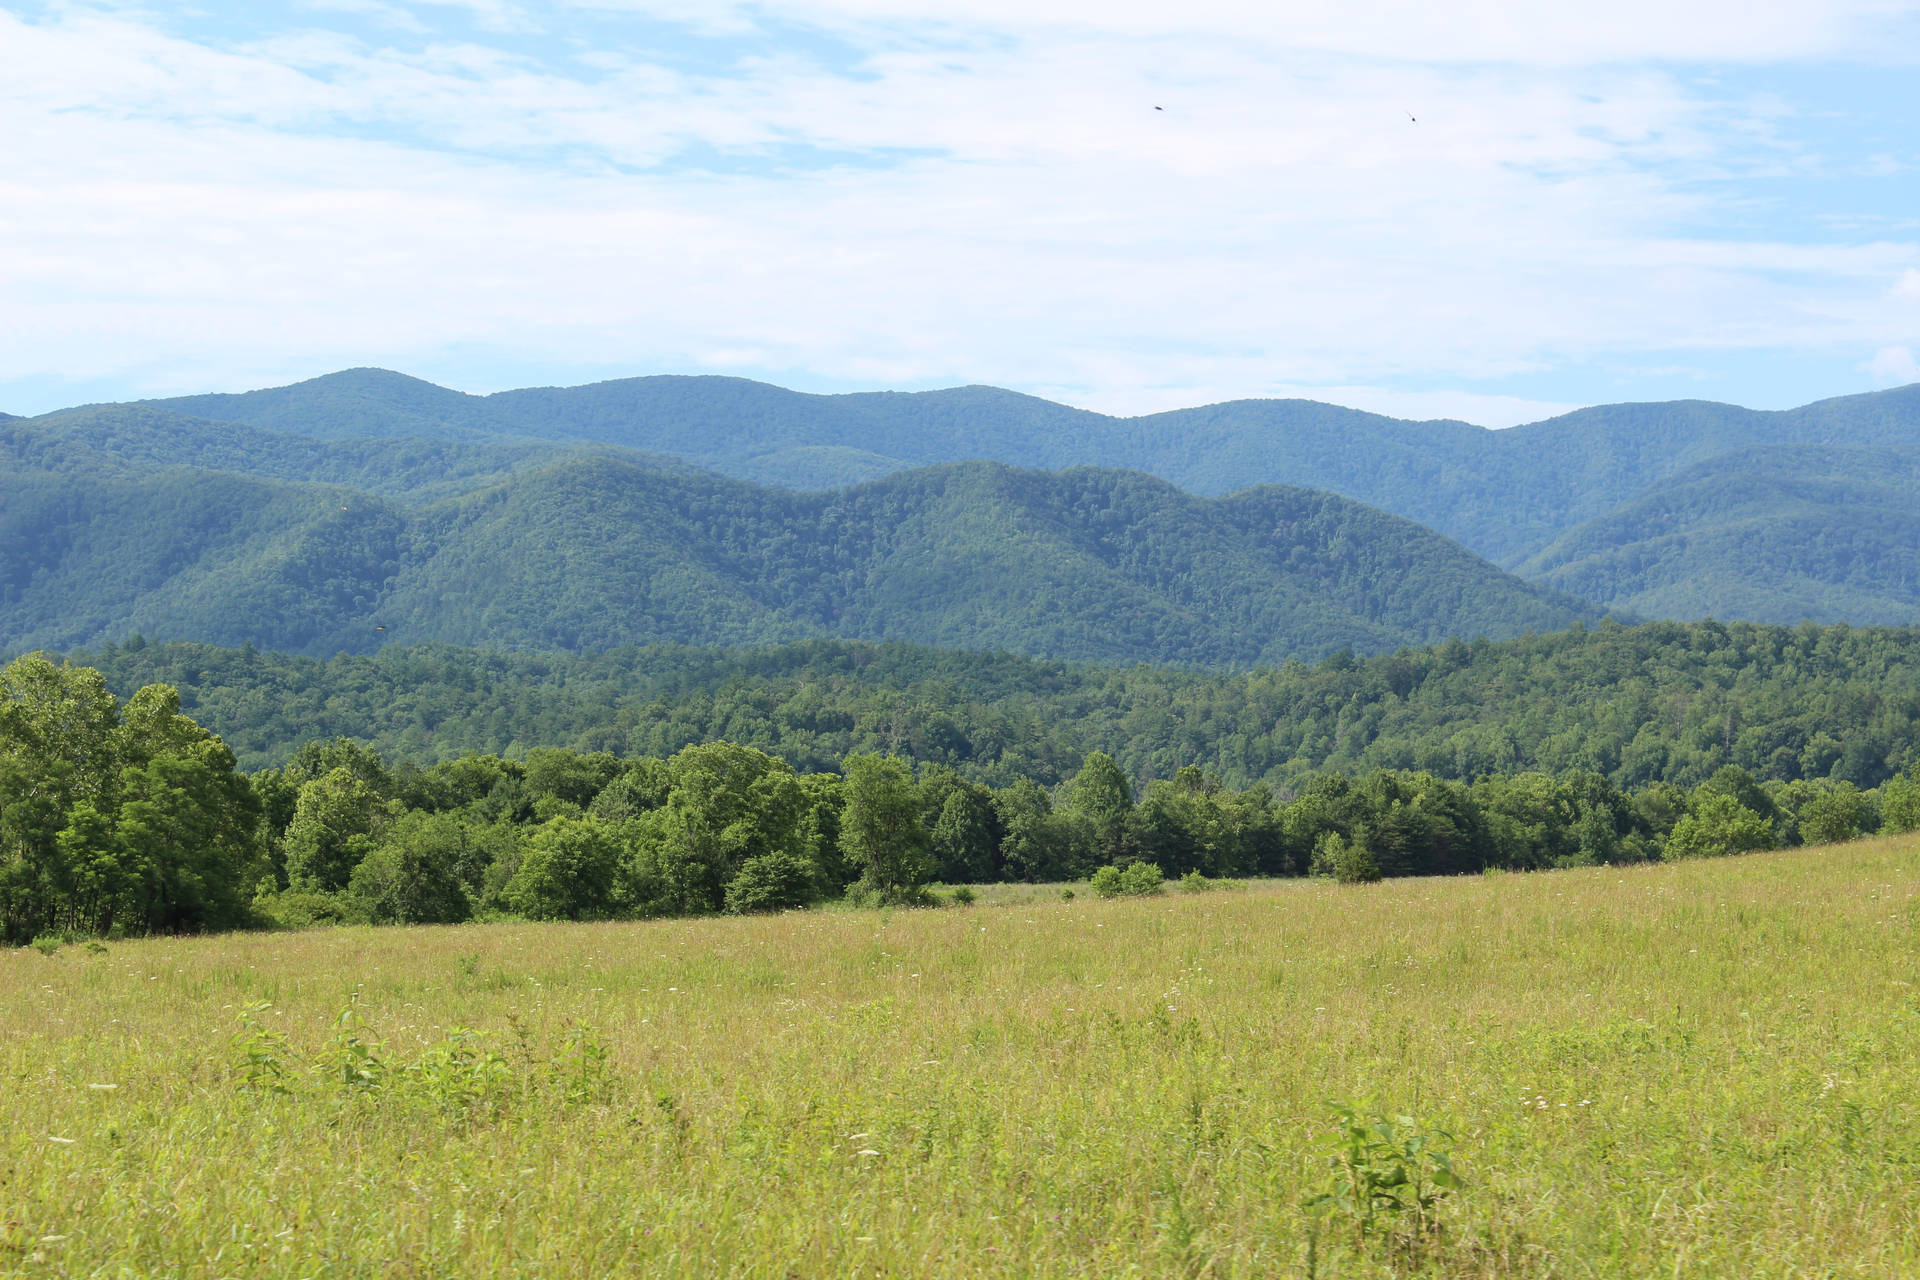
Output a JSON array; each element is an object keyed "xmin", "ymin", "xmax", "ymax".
[
  {"xmin": 568, "ymin": 0, "xmax": 1920, "ymax": 65},
  {"xmin": 0, "ymin": 3, "xmax": 1917, "ymax": 414},
  {"xmin": 1866, "ymin": 345, "xmax": 1920, "ymax": 383},
  {"xmin": 1895, "ymin": 269, "xmax": 1920, "ymax": 299}
]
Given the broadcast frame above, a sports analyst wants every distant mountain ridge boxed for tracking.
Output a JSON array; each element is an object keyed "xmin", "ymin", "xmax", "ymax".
[
  {"xmin": 22, "ymin": 370, "xmax": 1920, "ymax": 626},
  {"xmin": 70, "ymin": 368, "xmax": 1920, "ymax": 625},
  {"xmin": 0, "ymin": 449, "xmax": 1594, "ymax": 663}
]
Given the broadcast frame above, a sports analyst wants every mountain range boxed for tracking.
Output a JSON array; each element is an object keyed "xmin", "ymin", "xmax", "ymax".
[
  {"xmin": 0, "ymin": 447, "xmax": 1591, "ymax": 662},
  {"xmin": 107, "ymin": 370, "xmax": 1920, "ymax": 621},
  {"xmin": 5, "ymin": 371, "xmax": 1917, "ymax": 663}
]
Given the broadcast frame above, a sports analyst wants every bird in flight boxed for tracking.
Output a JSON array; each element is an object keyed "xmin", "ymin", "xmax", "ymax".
[
  {"xmin": 1406, "ymin": 111, "xmax": 1417, "ymax": 122},
  {"xmin": 1154, "ymin": 105, "xmax": 1163, "ymax": 111}
]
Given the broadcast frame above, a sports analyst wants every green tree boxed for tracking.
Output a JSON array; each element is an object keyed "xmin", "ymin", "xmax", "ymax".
[
  {"xmin": 839, "ymin": 753, "xmax": 932, "ymax": 903},
  {"xmin": 2, "ymin": 660, "xmax": 258, "ymax": 941},
  {"xmin": 1664, "ymin": 793, "xmax": 1774, "ymax": 860},
  {"xmin": 282, "ymin": 767, "xmax": 383, "ymax": 893},
  {"xmin": 502, "ymin": 814, "xmax": 622, "ymax": 921},
  {"xmin": 992, "ymin": 777, "xmax": 1068, "ymax": 882},
  {"xmin": 1061, "ymin": 751, "xmax": 1133, "ymax": 872},
  {"xmin": 723, "ymin": 849, "xmax": 818, "ymax": 914},
  {"xmin": 1798, "ymin": 782, "xmax": 1868, "ymax": 846},
  {"xmin": 1880, "ymin": 768, "xmax": 1920, "ymax": 834},
  {"xmin": 115, "ymin": 742, "xmax": 262, "ymax": 934},
  {"xmin": 345, "ymin": 810, "xmax": 476, "ymax": 924},
  {"xmin": 633, "ymin": 743, "xmax": 808, "ymax": 915},
  {"xmin": 523, "ymin": 747, "xmax": 621, "ymax": 814},
  {"xmin": 930, "ymin": 786, "xmax": 997, "ymax": 883}
]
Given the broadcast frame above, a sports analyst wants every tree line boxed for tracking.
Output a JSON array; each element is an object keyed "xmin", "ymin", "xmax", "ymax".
[
  {"xmin": 7, "ymin": 653, "xmax": 1918, "ymax": 944},
  {"xmin": 65, "ymin": 617, "xmax": 1920, "ymax": 793}
]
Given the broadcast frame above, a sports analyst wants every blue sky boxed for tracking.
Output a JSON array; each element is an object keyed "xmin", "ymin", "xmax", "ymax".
[{"xmin": 1, "ymin": 0, "xmax": 1916, "ymax": 425}]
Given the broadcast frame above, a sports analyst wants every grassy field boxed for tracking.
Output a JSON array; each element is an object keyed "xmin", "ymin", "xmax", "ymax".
[{"xmin": 5, "ymin": 840, "xmax": 1918, "ymax": 1278}]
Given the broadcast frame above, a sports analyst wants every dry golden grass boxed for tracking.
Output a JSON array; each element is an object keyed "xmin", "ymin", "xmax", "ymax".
[{"xmin": 5, "ymin": 837, "xmax": 1918, "ymax": 1277}]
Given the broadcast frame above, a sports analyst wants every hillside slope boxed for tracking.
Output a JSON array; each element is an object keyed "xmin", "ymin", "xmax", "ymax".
[
  {"xmin": 0, "ymin": 456, "xmax": 1593, "ymax": 663},
  {"xmin": 1520, "ymin": 446, "xmax": 1920, "ymax": 624},
  {"xmin": 97, "ymin": 370, "xmax": 1920, "ymax": 622}
]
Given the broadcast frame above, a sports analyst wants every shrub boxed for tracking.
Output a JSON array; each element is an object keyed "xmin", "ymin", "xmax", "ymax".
[
  {"xmin": 724, "ymin": 850, "xmax": 818, "ymax": 914},
  {"xmin": 841, "ymin": 877, "xmax": 937, "ymax": 909},
  {"xmin": 1665, "ymin": 793, "xmax": 1774, "ymax": 860},
  {"xmin": 1178, "ymin": 870, "xmax": 1213, "ymax": 893},
  {"xmin": 1799, "ymin": 783, "xmax": 1868, "ymax": 846},
  {"xmin": 1316, "ymin": 833, "xmax": 1382, "ymax": 884},
  {"xmin": 345, "ymin": 831, "xmax": 472, "ymax": 926},
  {"xmin": 254, "ymin": 890, "xmax": 351, "ymax": 929},
  {"xmin": 1089, "ymin": 862, "xmax": 1165, "ymax": 897},
  {"xmin": 1883, "ymin": 770, "xmax": 1920, "ymax": 834}
]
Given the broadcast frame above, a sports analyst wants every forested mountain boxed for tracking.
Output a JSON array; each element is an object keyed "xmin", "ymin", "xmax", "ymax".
[
  {"xmin": 1519, "ymin": 445, "xmax": 1920, "ymax": 621},
  {"xmin": 0, "ymin": 455, "xmax": 1591, "ymax": 662},
  {"xmin": 61, "ymin": 618, "xmax": 1920, "ymax": 790},
  {"xmin": 2, "ymin": 404, "xmax": 697, "ymax": 500},
  {"xmin": 73, "ymin": 368, "xmax": 1920, "ymax": 624}
]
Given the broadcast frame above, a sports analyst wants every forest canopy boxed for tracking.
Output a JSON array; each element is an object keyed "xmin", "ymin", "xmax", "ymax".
[
  {"xmin": 6, "ymin": 645, "xmax": 1919, "ymax": 944},
  {"xmin": 51, "ymin": 617, "xmax": 1920, "ymax": 791}
]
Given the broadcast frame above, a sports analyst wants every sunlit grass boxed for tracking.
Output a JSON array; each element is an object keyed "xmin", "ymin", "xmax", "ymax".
[{"xmin": 5, "ymin": 837, "xmax": 1918, "ymax": 1277}]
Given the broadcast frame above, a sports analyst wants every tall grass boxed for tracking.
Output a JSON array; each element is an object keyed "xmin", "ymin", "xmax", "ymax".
[{"xmin": 5, "ymin": 837, "xmax": 1917, "ymax": 1277}]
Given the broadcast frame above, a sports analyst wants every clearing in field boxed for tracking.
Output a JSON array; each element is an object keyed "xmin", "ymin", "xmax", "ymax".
[{"xmin": 5, "ymin": 838, "xmax": 1918, "ymax": 1278}]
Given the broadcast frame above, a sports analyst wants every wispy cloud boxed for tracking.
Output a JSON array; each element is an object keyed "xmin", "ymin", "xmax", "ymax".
[{"xmin": 1, "ymin": 1, "xmax": 1917, "ymax": 418}]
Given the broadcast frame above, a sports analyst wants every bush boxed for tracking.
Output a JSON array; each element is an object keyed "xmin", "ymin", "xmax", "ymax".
[
  {"xmin": 1883, "ymin": 771, "xmax": 1920, "ymax": 834},
  {"xmin": 723, "ymin": 850, "xmax": 818, "ymax": 914},
  {"xmin": 1316, "ymin": 833, "xmax": 1382, "ymax": 884},
  {"xmin": 1799, "ymin": 783, "xmax": 1868, "ymax": 846},
  {"xmin": 1089, "ymin": 862, "xmax": 1165, "ymax": 898},
  {"xmin": 1178, "ymin": 870, "xmax": 1213, "ymax": 893},
  {"xmin": 1664, "ymin": 793, "xmax": 1774, "ymax": 860},
  {"xmin": 841, "ymin": 877, "xmax": 937, "ymax": 909},
  {"xmin": 254, "ymin": 890, "xmax": 351, "ymax": 930},
  {"xmin": 947, "ymin": 885, "xmax": 977, "ymax": 906}
]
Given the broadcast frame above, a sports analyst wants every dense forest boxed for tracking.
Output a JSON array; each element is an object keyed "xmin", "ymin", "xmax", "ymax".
[
  {"xmin": 7, "ymin": 652, "xmax": 1916, "ymax": 945},
  {"xmin": 58, "ymin": 619, "xmax": 1920, "ymax": 790},
  {"xmin": 1, "ymin": 454, "xmax": 1592, "ymax": 661},
  {"xmin": 63, "ymin": 366, "xmax": 1920, "ymax": 624}
]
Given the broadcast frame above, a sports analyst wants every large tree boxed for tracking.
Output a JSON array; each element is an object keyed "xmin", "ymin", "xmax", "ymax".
[{"xmin": 839, "ymin": 753, "xmax": 933, "ymax": 903}]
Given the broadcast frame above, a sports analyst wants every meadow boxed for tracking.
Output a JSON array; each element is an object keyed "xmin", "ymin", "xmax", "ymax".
[{"xmin": 5, "ymin": 838, "xmax": 1918, "ymax": 1278}]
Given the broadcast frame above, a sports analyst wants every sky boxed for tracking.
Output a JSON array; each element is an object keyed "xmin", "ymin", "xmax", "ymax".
[{"xmin": 1, "ymin": 1, "xmax": 1917, "ymax": 426}]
